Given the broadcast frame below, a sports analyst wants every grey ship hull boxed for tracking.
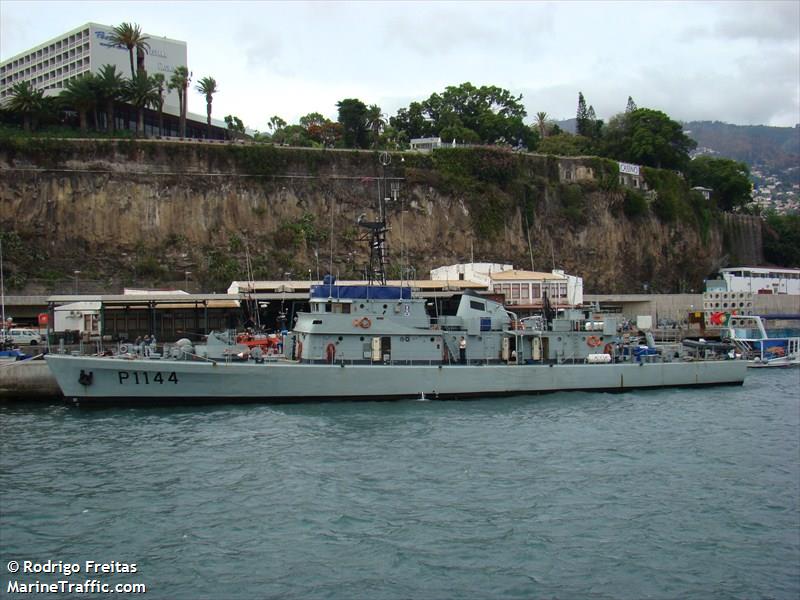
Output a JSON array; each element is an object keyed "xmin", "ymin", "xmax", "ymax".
[{"xmin": 46, "ymin": 355, "xmax": 746, "ymax": 404}]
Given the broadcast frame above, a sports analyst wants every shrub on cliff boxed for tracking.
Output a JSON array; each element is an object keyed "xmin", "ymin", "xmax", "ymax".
[{"xmin": 623, "ymin": 188, "xmax": 649, "ymax": 219}]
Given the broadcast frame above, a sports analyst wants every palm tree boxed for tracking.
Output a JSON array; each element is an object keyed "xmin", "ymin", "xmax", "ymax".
[
  {"xmin": 195, "ymin": 76, "xmax": 217, "ymax": 139},
  {"xmin": 95, "ymin": 64, "xmax": 125, "ymax": 134},
  {"xmin": 168, "ymin": 66, "xmax": 191, "ymax": 137},
  {"xmin": 60, "ymin": 74, "xmax": 97, "ymax": 133},
  {"xmin": 108, "ymin": 22, "xmax": 150, "ymax": 78},
  {"xmin": 124, "ymin": 73, "xmax": 159, "ymax": 136},
  {"xmin": 4, "ymin": 81, "xmax": 45, "ymax": 131},
  {"xmin": 365, "ymin": 104, "xmax": 386, "ymax": 148},
  {"xmin": 152, "ymin": 73, "xmax": 166, "ymax": 136},
  {"xmin": 268, "ymin": 115, "xmax": 286, "ymax": 133},
  {"xmin": 535, "ymin": 111, "xmax": 548, "ymax": 139}
]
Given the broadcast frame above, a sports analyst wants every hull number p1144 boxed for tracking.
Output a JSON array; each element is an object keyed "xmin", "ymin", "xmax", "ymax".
[{"xmin": 118, "ymin": 371, "xmax": 178, "ymax": 385}]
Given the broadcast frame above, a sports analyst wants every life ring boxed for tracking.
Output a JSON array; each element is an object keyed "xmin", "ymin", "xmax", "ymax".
[
  {"xmin": 326, "ymin": 343, "xmax": 336, "ymax": 364},
  {"xmin": 359, "ymin": 317, "xmax": 371, "ymax": 329},
  {"xmin": 603, "ymin": 343, "xmax": 614, "ymax": 355},
  {"xmin": 586, "ymin": 335, "xmax": 602, "ymax": 348},
  {"xmin": 119, "ymin": 344, "xmax": 129, "ymax": 354},
  {"xmin": 296, "ymin": 340, "xmax": 303, "ymax": 361}
]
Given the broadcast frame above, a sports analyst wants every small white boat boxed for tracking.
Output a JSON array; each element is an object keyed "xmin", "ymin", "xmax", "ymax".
[{"xmin": 725, "ymin": 315, "xmax": 800, "ymax": 368}]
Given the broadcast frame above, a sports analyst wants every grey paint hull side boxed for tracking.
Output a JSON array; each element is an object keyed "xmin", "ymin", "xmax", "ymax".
[{"xmin": 46, "ymin": 356, "xmax": 747, "ymax": 403}]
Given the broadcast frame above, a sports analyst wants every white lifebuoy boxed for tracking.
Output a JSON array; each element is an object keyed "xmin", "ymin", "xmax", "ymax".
[{"xmin": 119, "ymin": 344, "xmax": 129, "ymax": 354}]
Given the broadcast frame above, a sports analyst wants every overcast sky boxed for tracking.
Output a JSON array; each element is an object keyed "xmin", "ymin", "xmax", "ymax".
[{"xmin": 2, "ymin": 0, "xmax": 799, "ymax": 131}]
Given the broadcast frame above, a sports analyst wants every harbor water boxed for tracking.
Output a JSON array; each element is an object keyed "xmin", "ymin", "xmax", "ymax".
[{"xmin": 1, "ymin": 369, "xmax": 798, "ymax": 599}]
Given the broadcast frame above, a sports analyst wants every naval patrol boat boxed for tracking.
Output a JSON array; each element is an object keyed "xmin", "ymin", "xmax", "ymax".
[
  {"xmin": 45, "ymin": 277, "xmax": 746, "ymax": 404},
  {"xmin": 45, "ymin": 169, "xmax": 746, "ymax": 403}
]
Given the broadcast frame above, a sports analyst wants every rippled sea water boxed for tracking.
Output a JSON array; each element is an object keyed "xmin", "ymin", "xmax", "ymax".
[{"xmin": 1, "ymin": 369, "xmax": 798, "ymax": 599}]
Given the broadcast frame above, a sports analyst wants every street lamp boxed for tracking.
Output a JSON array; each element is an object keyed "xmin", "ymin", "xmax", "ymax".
[
  {"xmin": 184, "ymin": 271, "xmax": 191, "ymax": 292},
  {"xmin": 73, "ymin": 270, "xmax": 81, "ymax": 294}
]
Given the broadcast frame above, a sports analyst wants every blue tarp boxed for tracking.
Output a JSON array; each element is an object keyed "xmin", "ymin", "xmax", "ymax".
[{"xmin": 310, "ymin": 285, "xmax": 412, "ymax": 300}]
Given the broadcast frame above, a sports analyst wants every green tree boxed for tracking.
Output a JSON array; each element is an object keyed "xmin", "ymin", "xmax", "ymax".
[
  {"xmin": 108, "ymin": 22, "xmax": 150, "ymax": 78},
  {"xmin": 298, "ymin": 112, "xmax": 326, "ymax": 129},
  {"xmin": 168, "ymin": 66, "xmax": 191, "ymax": 137},
  {"xmin": 389, "ymin": 83, "xmax": 532, "ymax": 146},
  {"xmin": 602, "ymin": 108, "xmax": 696, "ymax": 170},
  {"xmin": 272, "ymin": 124, "xmax": 313, "ymax": 147},
  {"xmin": 377, "ymin": 125, "xmax": 408, "ymax": 150},
  {"xmin": 336, "ymin": 98, "xmax": 369, "ymax": 148},
  {"xmin": 195, "ymin": 76, "xmax": 218, "ymax": 139},
  {"xmin": 268, "ymin": 115, "xmax": 287, "ymax": 133},
  {"xmin": 125, "ymin": 72, "xmax": 159, "ymax": 136},
  {"xmin": 625, "ymin": 96, "xmax": 637, "ymax": 113},
  {"xmin": 224, "ymin": 114, "xmax": 245, "ymax": 138},
  {"xmin": 59, "ymin": 73, "xmax": 97, "ymax": 132},
  {"xmin": 439, "ymin": 124, "xmax": 481, "ymax": 145},
  {"xmin": 365, "ymin": 104, "xmax": 386, "ymax": 148},
  {"xmin": 537, "ymin": 132, "xmax": 590, "ymax": 156},
  {"xmin": 576, "ymin": 92, "xmax": 590, "ymax": 137},
  {"xmin": 687, "ymin": 156, "xmax": 752, "ymax": 211},
  {"xmin": 152, "ymin": 73, "xmax": 166, "ymax": 136},
  {"xmin": 535, "ymin": 111, "xmax": 548, "ymax": 139},
  {"xmin": 95, "ymin": 64, "xmax": 125, "ymax": 134},
  {"xmin": 390, "ymin": 101, "xmax": 432, "ymax": 139},
  {"xmin": 763, "ymin": 212, "xmax": 800, "ymax": 267},
  {"xmin": 3, "ymin": 81, "xmax": 45, "ymax": 131},
  {"xmin": 424, "ymin": 82, "xmax": 529, "ymax": 145}
]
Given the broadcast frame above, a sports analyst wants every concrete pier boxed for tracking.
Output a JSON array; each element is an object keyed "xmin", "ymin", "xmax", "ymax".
[{"xmin": 0, "ymin": 361, "xmax": 62, "ymax": 401}]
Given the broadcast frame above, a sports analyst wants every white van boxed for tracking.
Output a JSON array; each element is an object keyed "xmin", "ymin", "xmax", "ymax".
[{"xmin": 5, "ymin": 328, "xmax": 44, "ymax": 346}]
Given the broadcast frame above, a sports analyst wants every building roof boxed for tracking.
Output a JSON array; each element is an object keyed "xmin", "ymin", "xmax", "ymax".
[
  {"xmin": 228, "ymin": 279, "xmax": 486, "ymax": 294},
  {"xmin": 490, "ymin": 270, "xmax": 566, "ymax": 281}
]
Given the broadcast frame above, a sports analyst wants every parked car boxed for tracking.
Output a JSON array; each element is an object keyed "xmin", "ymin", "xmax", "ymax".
[{"xmin": 4, "ymin": 328, "xmax": 44, "ymax": 346}]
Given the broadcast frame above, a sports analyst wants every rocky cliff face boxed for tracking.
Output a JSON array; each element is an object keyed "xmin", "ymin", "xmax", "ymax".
[{"xmin": 0, "ymin": 138, "xmax": 762, "ymax": 293}]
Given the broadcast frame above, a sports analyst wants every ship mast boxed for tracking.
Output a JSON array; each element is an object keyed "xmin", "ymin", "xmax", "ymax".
[{"xmin": 358, "ymin": 152, "xmax": 395, "ymax": 286}]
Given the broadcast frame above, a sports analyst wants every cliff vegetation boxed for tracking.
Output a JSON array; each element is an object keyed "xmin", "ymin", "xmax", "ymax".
[{"xmin": 0, "ymin": 137, "xmax": 763, "ymax": 294}]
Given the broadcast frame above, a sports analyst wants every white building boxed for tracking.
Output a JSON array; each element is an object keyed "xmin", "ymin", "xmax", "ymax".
[
  {"xmin": 53, "ymin": 301, "xmax": 101, "ymax": 335},
  {"xmin": 410, "ymin": 137, "xmax": 445, "ymax": 152},
  {"xmin": 691, "ymin": 186, "xmax": 713, "ymax": 200},
  {"xmin": 618, "ymin": 161, "xmax": 649, "ymax": 191},
  {"xmin": 430, "ymin": 263, "xmax": 514, "ymax": 286},
  {"xmin": 716, "ymin": 267, "xmax": 800, "ymax": 295},
  {"xmin": 430, "ymin": 263, "xmax": 583, "ymax": 307},
  {"xmin": 1, "ymin": 22, "xmax": 186, "ymax": 112},
  {"xmin": 490, "ymin": 269, "xmax": 583, "ymax": 308}
]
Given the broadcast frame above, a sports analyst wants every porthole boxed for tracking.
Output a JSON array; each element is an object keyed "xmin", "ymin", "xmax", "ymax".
[{"xmin": 338, "ymin": 336, "xmax": 343, "ymax": 341}]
